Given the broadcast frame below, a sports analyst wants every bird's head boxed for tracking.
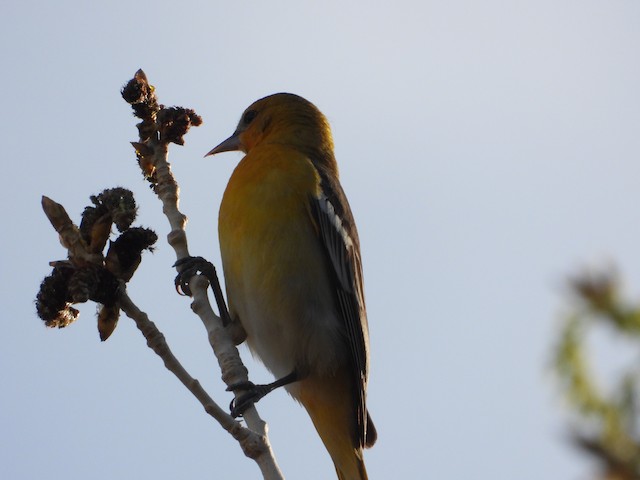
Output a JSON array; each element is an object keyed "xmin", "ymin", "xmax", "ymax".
[{"xmin": 206, "ymin": 93, "xmax": 336, "ymax": 168}]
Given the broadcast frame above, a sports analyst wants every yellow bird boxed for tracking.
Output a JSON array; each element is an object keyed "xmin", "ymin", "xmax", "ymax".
[{"xmin": 207, "ymin": 93, "xmax": 376, "ymax": 479}]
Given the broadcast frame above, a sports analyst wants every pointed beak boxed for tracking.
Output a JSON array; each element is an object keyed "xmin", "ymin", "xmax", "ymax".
[{"xmin": 205, "ymin": 131, "xmax": 242, "ymax": 157}]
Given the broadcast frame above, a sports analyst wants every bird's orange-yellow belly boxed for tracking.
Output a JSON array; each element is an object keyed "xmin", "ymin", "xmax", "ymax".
[{"xmin": 218, "ymin": 146, "xmax": 347, "ymax": 381}]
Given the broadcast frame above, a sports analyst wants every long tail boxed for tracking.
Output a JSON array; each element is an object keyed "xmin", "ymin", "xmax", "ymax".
[
  {"xmin": 335, "ymin": 453, "xmax": 368, "ymax": 480},
  {"xmin": 297, "ymin": 374, "xmax": 375, "ymax": 480}
]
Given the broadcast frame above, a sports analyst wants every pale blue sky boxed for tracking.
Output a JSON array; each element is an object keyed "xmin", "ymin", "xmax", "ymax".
[{"xmin": 2, "ymin": 1, "xmax": 639, "ymax": 479}]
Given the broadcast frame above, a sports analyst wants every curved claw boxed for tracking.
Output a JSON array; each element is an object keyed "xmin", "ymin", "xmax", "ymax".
[
  {"xmin": 173, "ymin": 256, "xmax": 215, "ymax": 297},
  {"xmin": 230, "ymin": 394, "xmax": 253, "ymax": 418},
  {"xmin": 227, "ymin": 380, "xmax": 256, "ymax": 418},
  {"xmin": 174, "ymin": 272, "xmax": 191, "ymax": 296},
  {"xmin": 174, "ymin": 269, "xmax": 196, "ymax": 296},
  {"xmin": 230, "ymin": 387, "xmax": 273, "ymax": 418}
]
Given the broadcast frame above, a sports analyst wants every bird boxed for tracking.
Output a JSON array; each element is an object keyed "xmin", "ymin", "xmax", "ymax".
[{"xmin": 206, "ymin": 93, "xmax": 376, "ymax": 480}]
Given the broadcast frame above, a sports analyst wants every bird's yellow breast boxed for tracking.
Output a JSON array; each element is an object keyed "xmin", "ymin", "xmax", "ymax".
[
  {"xmin": 219, "ymin": 144, "xmax": 343, "ymax": 378},
  {"xmin": 218, "ymin": 144, "xmax": 322, "ymax": 271}
]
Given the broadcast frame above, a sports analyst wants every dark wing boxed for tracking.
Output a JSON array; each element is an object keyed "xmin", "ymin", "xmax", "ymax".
[{"xmin": 309, "ymin": 168, "xmax": 370, "ymax": 448}]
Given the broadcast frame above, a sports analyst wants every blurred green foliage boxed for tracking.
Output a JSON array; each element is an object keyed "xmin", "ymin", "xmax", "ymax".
[{"xmin": 555, "ymin": 268, "xmax": 640, "ymax": 479}]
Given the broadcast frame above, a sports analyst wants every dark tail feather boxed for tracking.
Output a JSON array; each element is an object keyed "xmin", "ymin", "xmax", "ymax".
[
  {"xmin": 336, "ymin": 455, "xmax": 368, "ymax": 480},
  {"xmin": 365, "ymin": 410, "xmax": 377, "ymax": 448}
]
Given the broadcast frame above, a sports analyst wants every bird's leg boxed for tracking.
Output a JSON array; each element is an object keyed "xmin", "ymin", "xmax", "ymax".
[
  {"xmin": 174, "ymin": 256, "xmax": 232, "ymax": 326},
  {"xmin": 227, "ymin": 370, "xmax": 300, "ymax": 418}
]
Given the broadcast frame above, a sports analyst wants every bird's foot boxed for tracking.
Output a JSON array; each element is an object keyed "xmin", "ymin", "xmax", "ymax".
[
  {"xmin": 227, "ymin": 381, "xmax": 274, "ymax": 418},
  {"xmin": 173, "ymin": 256, "xmax": 216, "ymax": 296},
  {"xmin": 227, "ymin": 371, "xmax": 300, "ymax": 418}
]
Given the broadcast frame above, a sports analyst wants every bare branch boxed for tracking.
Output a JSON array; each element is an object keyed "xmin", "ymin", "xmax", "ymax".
[
  {"xmin": 38, "ymin": 69, "xmax": 284, "ymax": 479},
  {"xmin": 117, "ymin": 284, "xmax": 281, "ymax": 476},
  {"xmin": 118, "ymin": 286, "xmax": 236, "ymax": 429},
  {"xmin": 122, "ymin": 69, "xmax": 284, "ymax": 478}
]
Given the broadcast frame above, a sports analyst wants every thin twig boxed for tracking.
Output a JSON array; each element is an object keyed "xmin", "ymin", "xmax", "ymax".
[{"xmin": 118, "ymin": 286, "xmax": 237, "ymax": 430}]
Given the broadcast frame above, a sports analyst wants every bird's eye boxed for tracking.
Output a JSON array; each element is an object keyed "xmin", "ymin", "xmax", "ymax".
[{"xmin": 243, "ymin": 109, "xmax": 258, "ymax": 124}]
